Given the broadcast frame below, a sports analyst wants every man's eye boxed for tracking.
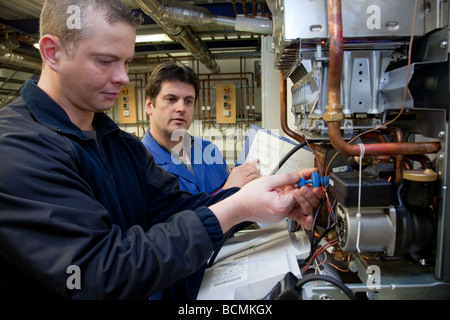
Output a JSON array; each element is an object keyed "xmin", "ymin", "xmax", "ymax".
[{"xmin": 99, "ymin": 60, "xmax": 112, "ymax": 65}]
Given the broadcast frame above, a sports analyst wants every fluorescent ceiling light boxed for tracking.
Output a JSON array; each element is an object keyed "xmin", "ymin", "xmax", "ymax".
[
  {"xmin": 135, "ymin": 34, "xmax": 172, "ymax": 43},
  {"xmin": 33, "ymin": 34, "xmax": 172, "ymax": 48}
]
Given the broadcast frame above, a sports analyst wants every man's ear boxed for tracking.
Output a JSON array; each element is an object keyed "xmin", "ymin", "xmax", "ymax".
[
  {"xmin": 38, "ymin": 34, "xmax": 63, "ymax": 72},
  {"xmin": 145, "ymin": 97, "xmax": 153, "ymax": 116}
]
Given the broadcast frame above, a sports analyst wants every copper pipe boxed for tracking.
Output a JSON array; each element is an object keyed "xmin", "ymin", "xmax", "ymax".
[
  {"xmin": 199, "ymin": 79, "xmax": 204, "ymax": 121},
  {"xmin": 360, "ymin": 131, "xmax": 387, "ymax": 144},
  {"xmin": 362, "ymin": 128, "xmax": 404, "ymax": 182},
  {"xmin": 382, "ymin": 127, "xmax": 405, "ymax": 182},
  {"xmin": 241, "ymin": 0, "xmax": 247, "ymax": 15},
  {"xmin": 280, "ymin": 71, "xmax": 307, "ymax": 144},
  {"xmin": 247, "ymin": 107, "xmax": 250, "ymax": 127},
  {"xmin": 201, "ymin": 79, "xmax": 206, "ymax": 126},
  {"xmin": 231, "ymin": 0, "xmax": 238, "ymax": 17},
  {"xmin": 208, "ymin": 74, "xmax": 211, "ymax": 108},
  {"xmin": 209, "ymin": 85, "xmax": 213, "ymax": 128},
  {"xmin": 325, "ymin": 0, "xmax": 441, "ymax": 157},
  {"xmin": 323, "ymin": 0, "xmax": 344, "ymax": 122},
  {"xmin": 208, "ymin": 108, "xmax": 211, "ymax": 129},
  {"xmin": 197, "ymin": 61, "xmax": 201, "ymax": 121},
  {"xmin": 252, "ymin": 108, "xmax": 255, "ymax": 124},
  {"xmin": 328, "ymin": 122, "xmax": 441, "ymax": 156},
  {"xmin": 240, "ymin": 57, "xmax": 244, "ymax": 128},
  {"xmin": 251, "ymin": 0, "xmax": 257, "ymax": 16}
]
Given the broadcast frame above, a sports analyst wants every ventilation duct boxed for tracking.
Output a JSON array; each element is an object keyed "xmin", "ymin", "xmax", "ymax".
[
  {"xmin": 0, "ymin": 35, "xmax": 20, "ymax": 55},
  {"xmin": 133, "ymin": 0, "xmax": 220, "ymax": 73},
  {"xmin": 0, "ymin": 35, "xmax": 42, "ymax": 70},
  {"xmin": 160, "ymin": 1, "xmax": 272, "ymax": 34},
  {"xmin": 0, "ymin": 52, "xmax": 42, "ymax": 71}
]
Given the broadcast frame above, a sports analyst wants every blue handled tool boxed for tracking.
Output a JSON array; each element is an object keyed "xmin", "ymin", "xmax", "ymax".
[{"xmin": 297, "ymin": 172, "xmax": 329, "ymax": 188}]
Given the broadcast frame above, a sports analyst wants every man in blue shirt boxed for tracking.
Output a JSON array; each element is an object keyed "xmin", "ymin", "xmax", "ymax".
[
  {"xmin": 142, "ymin": 62, "xmax": 259, "ymax": 195},
  {"xmin": 142, "ymin": 62, "xmax": 261, "ymax": 299}
]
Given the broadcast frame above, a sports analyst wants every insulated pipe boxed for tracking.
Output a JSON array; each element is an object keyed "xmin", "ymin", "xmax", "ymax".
[
  {"xmin": 0, "ymin": 53, "xmax": 42, "ymax": 70},
  {"xmin": 234, "ymin": 15, "xmax": 272, "ymax": 34},
  {"xmin": 134, "ymin": 0, "xmax": 220, "ymax": 73},
  {"xmin": 324, "ymin": 0, "xmax": 441, "ymax": 156},
  {"xmin": 159, "ymin": 2, "xmax": 272, "ymax": 34}
]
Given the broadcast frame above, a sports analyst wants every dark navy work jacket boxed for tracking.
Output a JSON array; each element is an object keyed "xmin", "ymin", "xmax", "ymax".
[{"xmin": 0, "ymin": 80, "xmax": 237, "ymax": 299}]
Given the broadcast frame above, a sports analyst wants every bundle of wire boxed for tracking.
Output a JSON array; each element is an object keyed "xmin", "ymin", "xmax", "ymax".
[{"xmin": 301, "ymin": 239, "xmax": 337, "ymax": 274}]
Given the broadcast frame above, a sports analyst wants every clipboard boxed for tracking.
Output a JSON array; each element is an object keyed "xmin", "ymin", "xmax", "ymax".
[{"xmin": 235, "ymin": 125, "xmax": 314, "ymax": 175}]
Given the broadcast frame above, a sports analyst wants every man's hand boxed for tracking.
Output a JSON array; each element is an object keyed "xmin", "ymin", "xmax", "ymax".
[
  {"xmin": 222, "ymin": 160, "xmax": 260, "ymax": 189},
  {"xmin": 209, "ymin": 168, "xmax": 324, "ymax": 232},
  {"xmin": 287, "ymin": 169, "xmax": 324, "ymax": 230}
]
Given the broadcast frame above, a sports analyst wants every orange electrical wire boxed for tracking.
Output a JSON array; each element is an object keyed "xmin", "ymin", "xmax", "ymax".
[{"xmin": 301, "ymin": 239, "xmax": 338, "ymax": 275}]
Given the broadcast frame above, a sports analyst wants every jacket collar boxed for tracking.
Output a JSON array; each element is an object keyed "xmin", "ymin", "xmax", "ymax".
[
  {"xmin": 20, "ymin": 79, "xmax": 119, "ymax": 140},
  {"xmin": 142, "ymin": 129, "xmax": 174, "ymax": 166},
  {"xmin": 143, "ymin": 128, "xmax": 195, "ymax": 164}
]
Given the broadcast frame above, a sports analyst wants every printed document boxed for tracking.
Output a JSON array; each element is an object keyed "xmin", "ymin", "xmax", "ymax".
[{"xmin": 236, "ymin": 125, "xmax": 314, "ymax": 175}]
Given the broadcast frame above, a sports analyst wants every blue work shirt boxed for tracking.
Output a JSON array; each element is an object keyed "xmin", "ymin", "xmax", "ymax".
[{"xmin": 142, "ymin": 129, "xmax": 230, "ymax": 195}]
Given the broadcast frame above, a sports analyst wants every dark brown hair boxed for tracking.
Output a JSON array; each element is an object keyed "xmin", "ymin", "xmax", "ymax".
[{"xmin": 145, "ymin": 62, "xmax": 200, "ymax": 103}]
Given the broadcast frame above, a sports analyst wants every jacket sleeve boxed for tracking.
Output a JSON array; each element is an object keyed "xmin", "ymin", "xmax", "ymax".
[{"xmin": 0, "ymin": 116, "xmax": 238, "ymax": 299}]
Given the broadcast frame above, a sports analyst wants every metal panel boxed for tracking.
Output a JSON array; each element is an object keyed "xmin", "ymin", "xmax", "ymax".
[
  {"xmin": 271, "ymin": 0, "xmax": 449, "ymax": 71},
  {"xmin": 279, "ymin": 0, "xmax": 425, "ymax": 41}
]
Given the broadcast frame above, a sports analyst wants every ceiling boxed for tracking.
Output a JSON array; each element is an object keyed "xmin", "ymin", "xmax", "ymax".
[{"xmin": 0, "ymin": 0, "xmax": 273, "ymax": 107}]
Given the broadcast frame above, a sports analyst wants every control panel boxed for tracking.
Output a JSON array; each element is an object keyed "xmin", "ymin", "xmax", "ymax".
[
  {"xmin": 117, "ymin": 86, "xmax": 137, "ymax": 124},
  {"xmin": 216, "ymin": 84, "xmax": 237, "ymax": 124}
]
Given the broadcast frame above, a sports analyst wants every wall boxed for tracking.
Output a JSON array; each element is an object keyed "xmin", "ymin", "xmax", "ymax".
[
  {"xmin": 110, "ymin": 37, "xmax": 297, "ymax": 166},
  {"xmin": 112, "ymin": 56, "xmax": 263, "ymax": 166}
]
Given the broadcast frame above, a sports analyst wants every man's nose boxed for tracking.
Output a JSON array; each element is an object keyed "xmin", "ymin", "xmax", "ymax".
[
  {"xmin": 175, "ymin": 100, "xmax": 187, "ymax": 113},
  {"xmin": 112, "ymin": 64, "xmax": 130, "ymax": 85}
]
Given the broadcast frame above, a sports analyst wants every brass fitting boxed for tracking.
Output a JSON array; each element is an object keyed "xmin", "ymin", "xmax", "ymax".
[{"xmin": 323, "ymin": 104, "xmax": 344, "ymax": 122}]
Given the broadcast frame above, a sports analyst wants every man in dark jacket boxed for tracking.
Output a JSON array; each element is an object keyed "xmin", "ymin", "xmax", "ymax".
[{"xmin": 0, "ymin": 0, "xmax": 323, "ymax": 299}]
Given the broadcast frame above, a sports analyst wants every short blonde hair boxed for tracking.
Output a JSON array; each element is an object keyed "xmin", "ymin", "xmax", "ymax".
[{"xmin": 39, "ymin": 0, "xmax": 142, "ymax": 56}]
